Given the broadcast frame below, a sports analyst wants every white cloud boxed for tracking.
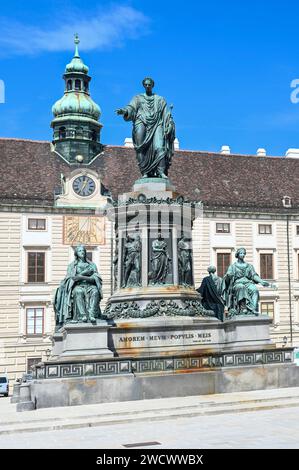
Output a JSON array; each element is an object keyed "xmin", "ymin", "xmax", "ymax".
[{"xmin": 0, "ymin": 5, "xmax": 150, "ymax": 55}]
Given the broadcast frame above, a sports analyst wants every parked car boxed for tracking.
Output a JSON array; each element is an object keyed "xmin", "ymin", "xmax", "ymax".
[{"xmin": 0, "ymin": 375, "xmax": 9, "ymax": 397}]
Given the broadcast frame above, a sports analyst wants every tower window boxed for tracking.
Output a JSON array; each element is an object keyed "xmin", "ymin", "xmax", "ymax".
[
  {"xmin": 91, "ymin": 130, "xmax": 97, "ymax": 141},
  {"xmin": 75, "ymin": 79, "xmax": 81, "ymax": 91},
  {"xmin": 59, "ymin": 127, "xmax": 66, "ymax": 139},
  {"xmin": 84, "ymin": 81, "xmax": 89, "ymax": 92},
  {"xmin": 67, "ymin": 80, "xmax": 72, "ymax": 91}
]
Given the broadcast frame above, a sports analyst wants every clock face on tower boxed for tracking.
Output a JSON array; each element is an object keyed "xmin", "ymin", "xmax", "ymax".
[{"xmin": 72, "ymin": 175, "xmax": 96, "ymax": 197}]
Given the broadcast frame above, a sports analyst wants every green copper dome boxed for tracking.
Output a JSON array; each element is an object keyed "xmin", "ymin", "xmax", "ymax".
[{"xmin": 52, "ymin": 93, "xmax": 101, "ymax": 120}]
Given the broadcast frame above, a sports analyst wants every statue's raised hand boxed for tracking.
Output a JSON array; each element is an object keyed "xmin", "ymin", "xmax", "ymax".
[{"xmin": 116, "ymin": 108, "xmax": 125, "ymax": 115}]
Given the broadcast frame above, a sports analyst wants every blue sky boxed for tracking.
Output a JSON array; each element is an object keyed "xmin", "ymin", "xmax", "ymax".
[{"xmin": 0, "ymin": 0, "xmax": 299, "ymax": 156}]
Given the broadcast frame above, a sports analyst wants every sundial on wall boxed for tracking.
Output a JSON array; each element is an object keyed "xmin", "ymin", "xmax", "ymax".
[{"xmin": 63, "ymin": 216, "xmax": 105, "ymax": 245}]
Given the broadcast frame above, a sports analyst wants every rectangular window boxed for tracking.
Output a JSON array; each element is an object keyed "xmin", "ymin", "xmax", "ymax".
[
  {"xmin": 258, "ymin": 224, "xmax": 272, "ymax": 235},
  {"xmin": 28, "ymin": 218, "xmax": 46, "ymax": 230},
  {"xmin": 216, "ymin": 223, "xmax": 230, "ymax": 234},
  {"xmin": 86, "ymin": 251, "xmax": 93, "ymax": 262},
  {"xmin": 260, "ymin": 254, "xmax": 274, "ymax": 280},
  {"xmin": 217, "ymin": 253, "xmax": 231, "ymax": 278},
  {"xmin": 260, "ymin": 302, "xmax": 274, "ymax": 319},
  {"xmin": 296, "ymin": 226, "xmax": 299, "ymax": 236},
  {"xmin": 26, "ymin": 308, "xmax": 44, "ymax": 335},
  {"xmin": 27, "ymin": 357, "xmax": 42, "ymax": 373},
  {"xmin": 27, "ymin": 252, "xmax": 45, "ymax": 283}
]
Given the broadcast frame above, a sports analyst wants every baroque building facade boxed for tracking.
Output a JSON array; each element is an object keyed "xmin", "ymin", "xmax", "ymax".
[{"xmin": 1, "ymin": 42, "xmax": 299, "ymax": 381}]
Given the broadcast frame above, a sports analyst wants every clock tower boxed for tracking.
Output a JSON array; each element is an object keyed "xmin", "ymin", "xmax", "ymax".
[{"xmin": 51, "ymin": 34, "xmax": 103, "ymax": 164}]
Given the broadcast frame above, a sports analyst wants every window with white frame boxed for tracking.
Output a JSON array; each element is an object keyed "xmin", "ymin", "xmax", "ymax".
[
  {"xmin": 216, "ymin": 223, "xmax": 230, "ymax": 234},
  {"xmin": 260, "ymin": 301, "xmax": 274, "ymax": 320},
  {"xmin": 28, "ymin": 218, "xmax": 46, "ymax": 230},
  {"xmin": 27, "ymin": 252, "xmax": 46, "ymax": 283},
  {"xmin": 26, "ymin": 307, "xmax": 44, "ymax": 335},
  {"xmin": 258, "ymin": 224, "xmax": 272, "ymax": 235},
  {"xmin": 260, "ymin": 253, "xmax": 274, "ymax": 280}
]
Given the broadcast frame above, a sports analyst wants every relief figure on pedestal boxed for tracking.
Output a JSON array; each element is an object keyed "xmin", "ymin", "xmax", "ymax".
[
  {"xmin": 116, "ymin": 77, "xmax": 175, "ymax": 178},
  {"xmin": 149, "ymin": 233, "xmax": 171, "ymax": 284},
  {"xmin": 222, "ymin": 247, "xmax": 275, "ymax": 316},
  {"xmin": 122, "ymin": 233, "xmax": 142, "ymax": 287},
  {"xmin": 197, "ymin": 266, "xmax": 224, "ymax": 321},
  {"xmin": 178, "ymin": 237, "xmax": 193, "ymax": 286},
  {"xmin": 113, "ymin": 233, "xmax": 119, "ymax": 290},
  {"xmin": 54, "ymin": 245, "xmax": 102, "ymax": 328}
]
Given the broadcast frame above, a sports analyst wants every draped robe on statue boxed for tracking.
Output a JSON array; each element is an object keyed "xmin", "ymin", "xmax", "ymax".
[
  {"xmin": 123, "ymin": 93, "xmax": 175, "ymax": 176},
  {"xmin": 197, "ymin": 275, "xmax": 224, "ymax": 321},
  {"xmin": 54, "ymin": 259, "xmax": 102, "ymax": 326},
  {"xmin": 222, "ymin": 262, "xmax": 260, "ymax": 315}
]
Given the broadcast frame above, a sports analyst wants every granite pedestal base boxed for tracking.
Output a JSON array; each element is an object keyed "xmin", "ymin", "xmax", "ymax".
[
  {"xmin": 108, "ymin": 315, "xmax": 273, "ymax": 357},
  {"xmin": 27, "ymin": 349, "xmax": 298, "ymax": 409},
  {"xmin": 51, "ymin": 322, "xmax": 113, "ymax": 360},
  {"xmin": 19, "ymin": 316, "xmax": 297, "ymax": 411}
]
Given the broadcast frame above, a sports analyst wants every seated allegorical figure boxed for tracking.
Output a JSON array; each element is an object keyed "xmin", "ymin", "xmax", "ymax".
[
  {"xmin": 54, "ymin": 245, "xmax": 103, "ymax": 328},
  {"xmin": 222, "ymin": 247, "xmax": 275, "ymax": 316},
  {"xmin": 197, "ymin": 265, "xmax": 225, "ymax": 321}
]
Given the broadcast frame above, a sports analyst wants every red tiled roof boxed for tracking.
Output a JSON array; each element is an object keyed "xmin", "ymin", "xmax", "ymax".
[{"xmin": 0, "ymin": 138, "xmax": 298, "ymax": 211}]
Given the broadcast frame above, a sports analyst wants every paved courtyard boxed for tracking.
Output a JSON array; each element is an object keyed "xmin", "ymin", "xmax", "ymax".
[{"xmin": 1, "ymin": 389, "xmax": 299, "ymax": 448}]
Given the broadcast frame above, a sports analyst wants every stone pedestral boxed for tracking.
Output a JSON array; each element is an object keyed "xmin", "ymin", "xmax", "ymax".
[
  {"xmin": 108, "ymin": 315, "xmax": 274, "ymax": 357},
  {"xmin": 16, "ymin": 383, "xmax": 35, "ymax": 412},
  {"xmin": 51, "ymin": 322, "xmax": 114, "ymax": 361},
  {"xmin": 104, "ymin": 177, "xmax": 207, "ymax": 320}
]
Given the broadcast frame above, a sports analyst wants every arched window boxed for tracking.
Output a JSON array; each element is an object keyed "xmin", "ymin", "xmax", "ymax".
[
  {"xmin": 75, "ymin": 79, "xmax": 81, "ymax": 91},
  {"xmin": 77, "ymin": 126, "xmax": 83, "ymax": 137},
  {"xmin": 59, "ymin": 127, "xmax": 66, "ymax": 139},
  {"xmin": 84, "ymin": 81, "xmax": 89, "ymax": 92},
  {"xmin": 67, "ymin": 80, "xmax": 72, "ymax": 91}
]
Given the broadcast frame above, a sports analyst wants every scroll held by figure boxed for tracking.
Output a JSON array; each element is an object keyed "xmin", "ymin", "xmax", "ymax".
[
  {"xmin": 54, "ymin": 245, "xmax": 103, "ymax": 328},
  {"xmin": 116, "ymin": 77, "xmax": 175, "ymax": 179},
  {"xmin": 222, "ymin": 247, "xmax": 276, "ymax": 316},
  {"xmin": 149, "ymin": 234, "xmax": 171, "ymax": 284}
]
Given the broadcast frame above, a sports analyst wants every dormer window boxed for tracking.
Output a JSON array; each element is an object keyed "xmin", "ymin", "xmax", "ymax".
[
  {"xmin": 75, "ymin": 79, "xmax": 81, "ymax": 91},
  {"xmin": 282, "ymin": 196, "xmax": 292, "ymax": 208}
]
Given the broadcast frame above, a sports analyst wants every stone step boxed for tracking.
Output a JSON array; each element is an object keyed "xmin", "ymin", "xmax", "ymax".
[{"xmin": 2, "ymin": 389, "xmax": 299, "ymax": 435}]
